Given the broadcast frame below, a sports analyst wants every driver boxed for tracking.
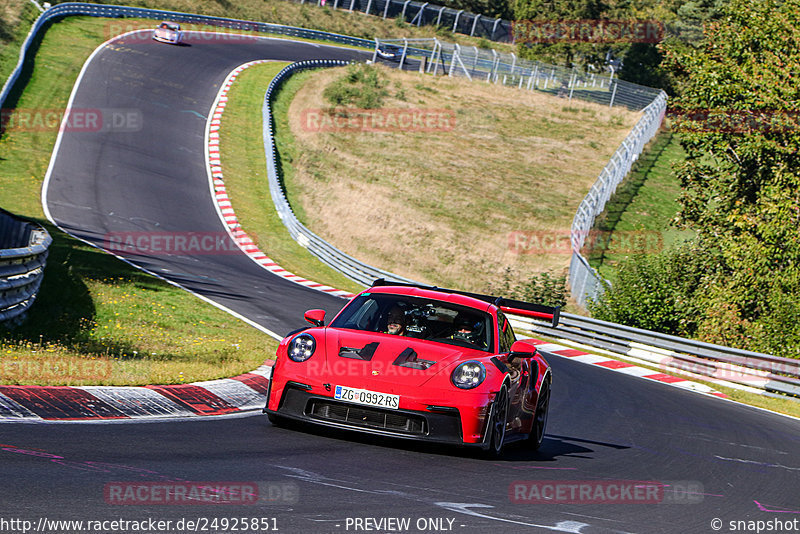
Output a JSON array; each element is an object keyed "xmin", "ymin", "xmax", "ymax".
[{"xmin": 384, "ymin": 305, "xmax": 407, "ymax": 336}]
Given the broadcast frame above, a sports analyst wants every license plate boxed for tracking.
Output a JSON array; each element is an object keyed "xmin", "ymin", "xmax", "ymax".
[{"xmin": 334, "ymin": 385, "xmax": 400, "ymax": 410}]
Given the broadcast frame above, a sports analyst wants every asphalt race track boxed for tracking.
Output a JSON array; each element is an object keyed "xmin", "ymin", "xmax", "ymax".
[
  {"xmin": 3, "ymin": 31, "xmax": 800, "ymax": 534},
  {"xmin": 44, "ymin": 33, "xmax": 364, "ymax": 336}
]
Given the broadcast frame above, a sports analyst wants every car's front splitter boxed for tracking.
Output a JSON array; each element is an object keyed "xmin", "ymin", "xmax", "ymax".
[{"xmin": 266, "ymin": 385, "xmax": 492, "ymax": 448}]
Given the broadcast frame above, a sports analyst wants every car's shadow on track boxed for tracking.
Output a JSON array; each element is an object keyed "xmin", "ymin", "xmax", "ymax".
[{"xmin": 258, "ymin": 417, "xmax": 630, "ymax": 463}]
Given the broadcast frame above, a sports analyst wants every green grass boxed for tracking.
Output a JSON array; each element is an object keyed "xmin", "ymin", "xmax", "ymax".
[
  {"xmin": 0, "ymin": 16, "xmax": 277, "ymax": 386},
  {"xmin": 587, "ymin": 130, "xmax": 694, "ymax": 281},
  {"xmin": 218, "ymin": 63, "xmax": 364, "ymax": 295},
  {"xmin": 0, "ymin": 1, "xmax": 40, "ymax": 85}
]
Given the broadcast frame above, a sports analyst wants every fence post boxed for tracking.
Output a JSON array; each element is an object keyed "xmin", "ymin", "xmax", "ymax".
[
  {"xmin": 470, "ymin": 14, "xmax": 480, "ymax": 37},
  {"xmin": 491, "ymin": 18, "xmax": 501, "ymax": 41},
  {"xmin": 452, "ymin": 9, "xmax": 463, "ymax": 32},
  {"xmin": 401, "ymin": 0, "xmax": 411, "ymax": 21}
]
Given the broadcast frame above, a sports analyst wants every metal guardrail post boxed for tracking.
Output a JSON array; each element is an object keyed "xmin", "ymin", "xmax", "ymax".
[
  {"xmin": 412, "ymin": 2, "xmax": 428, "ymax": 25},
  {"xmin": 490, "ymin": 18, "xmax": 501, "ymax": 40}
]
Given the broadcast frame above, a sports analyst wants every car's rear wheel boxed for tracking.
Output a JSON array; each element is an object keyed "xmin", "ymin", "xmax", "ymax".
[
  {"xmin": 486, "ymin": 385, "xmax": 509, "ymax": 457},
  {"xmin": 529, "ymin": 378, "xmax": 550, "ymax": 451}
]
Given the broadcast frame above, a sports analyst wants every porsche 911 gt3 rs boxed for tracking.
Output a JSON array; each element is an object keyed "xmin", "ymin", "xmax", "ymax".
[{"xmin": 264, "ymin": 280, "xmax": 559, "ymax": 455}]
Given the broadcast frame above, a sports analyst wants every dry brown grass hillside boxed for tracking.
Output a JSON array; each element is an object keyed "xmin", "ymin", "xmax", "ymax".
[{"xmin": 284, "ymin": 65, "xmax": 641, "ymax": 293}]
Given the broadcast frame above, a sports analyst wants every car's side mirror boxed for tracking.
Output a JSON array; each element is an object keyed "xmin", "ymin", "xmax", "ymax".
[
  {"xmin": 304, "ymin": 309, "xmax": 326, "ymax": 327},
  {"xmin": 508, "ymin": 339, "xmax": 538, "ymax": 362}
]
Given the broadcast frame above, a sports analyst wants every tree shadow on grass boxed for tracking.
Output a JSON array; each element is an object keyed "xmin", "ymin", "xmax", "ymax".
[{"xmin": 1, "ymin": 219, "xmax": 170, "ymax": 351}]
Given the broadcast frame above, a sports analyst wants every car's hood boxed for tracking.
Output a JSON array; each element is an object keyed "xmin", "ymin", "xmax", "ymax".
[{"xmin": 322, "ymin": 329, "xmax": 483, "ymax": 390}]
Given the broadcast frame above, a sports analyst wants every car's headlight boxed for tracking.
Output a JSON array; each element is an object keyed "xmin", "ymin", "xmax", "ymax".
[
  {"xmin": 451, "ymin": 361, "xmax": 486, "ymax": 389},
  {"xmin": 287, "ymin": 333, "xmax": 316, "ymax": 362}
]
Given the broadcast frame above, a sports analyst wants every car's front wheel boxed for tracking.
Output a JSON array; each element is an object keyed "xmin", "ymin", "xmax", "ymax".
[
  {"xmin": 486, "ymin": 385, "xmax": 509, "ymax": 457},
  {"xmin": 529, "ymin": 378, "xmax": 550, "ymax": 451}
]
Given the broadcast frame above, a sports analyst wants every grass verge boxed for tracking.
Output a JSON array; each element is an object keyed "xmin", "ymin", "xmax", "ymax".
[
  {"xmin": 587, "ymin": 129, "xmax": 694, "ymax": 281},
  {"xmin": 0, "ymin": 1, "xmax": 40, "ymax": 85},
  {"xmin": 217, "ymin": 62, "xmax": 364, "ymax": 295},
  {"xmin": 0, "ymin": 16, "xmax": 277, "ymax": 386}
]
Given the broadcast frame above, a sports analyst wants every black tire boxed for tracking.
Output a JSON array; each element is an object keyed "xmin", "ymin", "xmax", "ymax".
[
  {"xmin": 529, "ymin": 378, "xmax": 550, "ymax": 451},
  {"xmin": 486, "ymin": 385, "xmax": 509, "ymax": 457}
]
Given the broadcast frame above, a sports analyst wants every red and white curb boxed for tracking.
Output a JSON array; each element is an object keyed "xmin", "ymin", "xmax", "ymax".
[
  {"xmin": 525, "ymin": 338, "xmax": 728, "ymax": 399},
  {"xmin": 206, "ymin": 61, "xmax": 355, "ymax": 299},
  {"xmin": 0, "ymin": 365, "xmax": 272, "ymax": 421}
]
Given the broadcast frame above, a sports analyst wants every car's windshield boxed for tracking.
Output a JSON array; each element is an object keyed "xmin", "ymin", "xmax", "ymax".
[{"xmin": 330, "ymin": 293, "xmax": 493, "ymax": 351}]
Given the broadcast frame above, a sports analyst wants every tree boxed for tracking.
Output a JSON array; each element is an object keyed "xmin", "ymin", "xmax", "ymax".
[{"xmin": 656, "ymin": 0, "xmax": 800, "ymax": 355}]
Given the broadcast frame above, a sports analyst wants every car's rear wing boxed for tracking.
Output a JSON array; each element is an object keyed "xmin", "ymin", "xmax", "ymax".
[{"xmin": 371, "ymin": 279, "xmax": 560, "ymax": 328}]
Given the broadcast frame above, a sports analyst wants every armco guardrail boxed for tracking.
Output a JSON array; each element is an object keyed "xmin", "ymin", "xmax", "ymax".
[
  {"xmin": 0, "ymin": 210, "xmax": 52, "ymax": 323},
  {"xmin": 262, "ymin": 61, "xmax": 416, "ymax": 287},
  {"xmin": 510, "ymin": 312, "xmax": 800, "ymax": 398}
]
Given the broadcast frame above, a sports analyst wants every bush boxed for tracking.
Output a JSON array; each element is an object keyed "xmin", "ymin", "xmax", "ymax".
[
  {"xmin": 488, "ymin": 268, "xmax": 568, "ymax": 308},
  {"xmin": 514, "ymin": 271, "xmax": 568, "ymax": 308},
  {"xmin": 322, "ymin": 64, "xmax": 389, "ymax": 109},
  {"xmin": 588, "ymin": 241, "xmax": 721, "ymax": 336}
]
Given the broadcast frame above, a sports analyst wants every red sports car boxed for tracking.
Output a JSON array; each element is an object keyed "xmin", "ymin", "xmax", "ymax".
[{"xmin": 264, "ymin": 280, "xmax": 559, "ymax": 455}]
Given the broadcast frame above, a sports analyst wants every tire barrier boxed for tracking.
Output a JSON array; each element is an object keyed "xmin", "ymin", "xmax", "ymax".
[{"xmin": 0, "ymin": 210, "xmax": 52, "ymax": 323}]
